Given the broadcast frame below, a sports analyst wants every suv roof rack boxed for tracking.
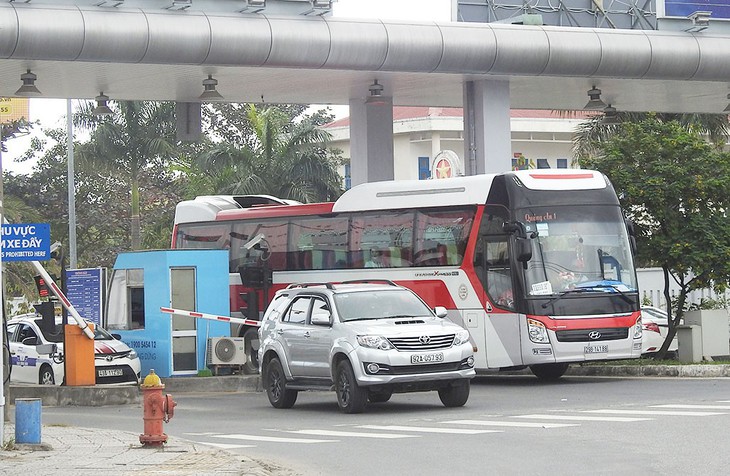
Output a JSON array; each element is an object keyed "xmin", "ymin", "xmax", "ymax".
[
  {"xmin": 340, "ymin": 279, "xmax": 398, "ymax": 287},
  {"xmin": 286, "ymin": 282, "xmax": 335, "ymax": 290}
]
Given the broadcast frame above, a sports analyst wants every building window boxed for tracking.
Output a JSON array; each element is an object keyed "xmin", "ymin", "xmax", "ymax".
[
  {"xmin": 344, "ymin": 163, "xmax": 351, "ymax": 190},
  {"xmin": 557, "ymin": 158, "xmax": 568, "ymax": 169},
  {"xmin": 418, "ymin": 156, "xmax": 430, "ymax": 180},
  {"xmin": 537, "ymin": 158, "xmax": 550, "ymax": 169}
]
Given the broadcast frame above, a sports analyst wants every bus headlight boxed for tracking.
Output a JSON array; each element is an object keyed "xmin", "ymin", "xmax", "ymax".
[
  {"xmin": 527, "ymin": 318, "xmax": 550, "ymax": 344},
  {"xmin": 453, "ymin": 330, "xmax": 471, "ymax": 346},
  {"xmin": 357, "ymin": 335, "xmax": 394, "ymax": 350},
  {"xmin": 633, "ymin": 316, "xmax": 643, "ymax": 339}
]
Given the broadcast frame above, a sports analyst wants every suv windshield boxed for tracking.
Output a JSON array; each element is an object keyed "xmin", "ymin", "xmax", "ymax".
[
  {"xmin": 334, "ymin": 290, "xmax": 432, "ymax": 322},
  {"xmin": 522, "ymin": 205, "xmax": 637, "ymax": 296}
]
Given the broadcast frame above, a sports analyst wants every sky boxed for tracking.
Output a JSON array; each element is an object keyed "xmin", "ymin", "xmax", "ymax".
[{"xmin": 1, "ymin": 0, "xmax": 452, "ymax": 174}]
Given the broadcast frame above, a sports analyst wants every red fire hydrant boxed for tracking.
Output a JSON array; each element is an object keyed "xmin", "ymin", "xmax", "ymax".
[{"xmin": 139, "ymin": 369, "xmax": 177, "ymax": 447}]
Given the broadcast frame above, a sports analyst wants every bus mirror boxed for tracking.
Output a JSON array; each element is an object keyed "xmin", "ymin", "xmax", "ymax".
[
  {"xmin": 240, "ymin": 291, "xmax": 259, "ymax": 320},
  {"xmin": 516, "ymin": 237, "xmax": 532, "ymax": 262}
]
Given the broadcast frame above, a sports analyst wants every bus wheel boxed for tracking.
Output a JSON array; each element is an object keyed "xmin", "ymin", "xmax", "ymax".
[
  {"xmin": 242, "ymin": 328, "xmax": 260, "ymax": 374},
  {"xmin": 529, "ymin": 363, "xmax": 570, "ymax": 380}
]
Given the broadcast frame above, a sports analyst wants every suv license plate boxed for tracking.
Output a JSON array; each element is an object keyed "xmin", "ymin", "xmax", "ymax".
[
  {"xmin": 411, "ymin": 352, "xmax": 444, "ymax": 364},
  {"xmin": 98, "ymin": 368, "xmax": 124, "ymax": 377},
  {"xmin": 584, "ymin": 345, "xmax": 608, "ymax": 354}
]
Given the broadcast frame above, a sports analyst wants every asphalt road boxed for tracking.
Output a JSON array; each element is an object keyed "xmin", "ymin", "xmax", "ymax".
[{"xmin": 43, "ymin": 375, "xmax": 730, "ymax": 475}]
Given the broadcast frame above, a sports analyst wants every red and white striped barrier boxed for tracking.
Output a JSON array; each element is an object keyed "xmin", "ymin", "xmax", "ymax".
[{"xmin": 160, "ymin": 307, "xmax": 261, "ymax": 327}]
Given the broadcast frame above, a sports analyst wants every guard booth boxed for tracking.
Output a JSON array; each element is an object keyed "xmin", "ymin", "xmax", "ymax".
[{"xmin": 105, "ymin": 249, "xmax": 230, "ymax": 378}]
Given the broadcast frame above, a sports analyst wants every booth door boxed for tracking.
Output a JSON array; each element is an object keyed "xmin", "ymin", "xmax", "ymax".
[{"xmin": 170, "ymin": 267, "xmax": 197, "ymax": 375}]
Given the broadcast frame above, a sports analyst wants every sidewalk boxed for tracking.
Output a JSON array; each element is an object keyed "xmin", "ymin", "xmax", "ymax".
[{"xmin": 0, "ymin": 423, "xmax": 299, "ymax": 476}]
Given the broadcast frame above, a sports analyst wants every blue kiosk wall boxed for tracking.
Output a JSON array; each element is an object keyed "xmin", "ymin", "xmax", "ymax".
[{"xmin": 109, "ymin": 249, "xmax": 230, "ymax": 378}]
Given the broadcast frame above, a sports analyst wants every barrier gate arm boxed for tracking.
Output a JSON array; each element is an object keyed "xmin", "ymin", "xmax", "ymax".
[
  {"xmin": 160, "ymin": 307, "xmax": 261, "ymax": 327},
  {"xmin": 29, "ymin": 260, "xmax": 95, "ymax": 340}
]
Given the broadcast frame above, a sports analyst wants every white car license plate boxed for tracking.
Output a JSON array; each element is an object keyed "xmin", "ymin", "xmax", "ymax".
[
  {"xmin": 411, "ymin": 352, "xmax": 444, "ymax": 364},
  {"xmin": 98, "ymin": 368, "xmax": 124, "ymax": 377},
  {"xmin": 584, "ymin": 344, "xmax": 608, "ymax": 354}
]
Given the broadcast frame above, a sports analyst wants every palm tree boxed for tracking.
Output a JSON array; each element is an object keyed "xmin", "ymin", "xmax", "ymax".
[
  {"xmin": 73, "ymin": 101, "xmax": 177, "ymax": 250},
  {"xmin": 573, "ymin": 111, "xmax": 729, "ymax": 160},
  {"xmin": 197, "ymin": 104, "xmax": 343, "ymax": 202}
]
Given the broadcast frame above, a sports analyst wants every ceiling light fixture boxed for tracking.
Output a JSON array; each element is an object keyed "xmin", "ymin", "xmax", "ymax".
[
  {"xmin": 584, "ymin": 85, "xmax": 606, "ymax": 110},
  {"xmin": 365, "ymin": 79, "xmax": 386, "ymax": 105},
  {"xmin": 92, "ymin": 92, "xmax": 114, "ymax": 116},
  {"xmin": 15, "ymin": 69, "xmax": 42, "ymax": 97},
  {"xmin": 199, "ymin": 74, "xmax": 224, "ymax": 101}
]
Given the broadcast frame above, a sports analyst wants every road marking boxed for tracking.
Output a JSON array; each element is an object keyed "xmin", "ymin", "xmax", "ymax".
[
  {"xmin": 212, "ymin": 434, "xmax": 336, "ymax": 443},
  {"xmin": 284, "ymin": 429, "xmax": 417, "ymax": 439},
  {"xmin": 584, "ymin": 409, "xmax": 725, "ymax": 416},
  {"xmin": 651, "ymin": 404, "xmax": 730, "ymax": 410},
  {"xmin": 356, "ymin": 425, "xmax": 501, "ymax": 434},
  {"xmin": 444, "ymin": 420, "xmax": 578, "ymax": 428},
  {"xmin": 183, "ymin": 432, "xmax": 220, "ymax": 436},
  {"xmin": 196, "ymin": 442, "xmax": 256, "ymax": 449},
  {"xmin": 513, "ymin": 414, "xmax": 652, "ymax": 422}
]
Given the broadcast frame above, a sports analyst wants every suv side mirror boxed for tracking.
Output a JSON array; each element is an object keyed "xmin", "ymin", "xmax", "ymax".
[
  {"xmin": 22, "ymin": 336, "xmax": 39, "ymax": 346},
  {"xmin": 434, "ymin": 306, "xmax": 448, "ymax": 318},
  {"xmin": 311, "ymin": 310, "xmax": 332, "ymax": 326}
]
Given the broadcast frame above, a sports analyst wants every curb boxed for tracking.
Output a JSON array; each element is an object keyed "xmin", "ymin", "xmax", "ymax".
[{"xmin": 568, "ymin": 364, "xmax": 730, "ymax": 378}]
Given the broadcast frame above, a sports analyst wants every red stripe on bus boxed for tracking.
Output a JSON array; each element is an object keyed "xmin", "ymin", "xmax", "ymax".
[{"xmin": 528, "ymin": 173, "xmax": 594, "ymax": 180}]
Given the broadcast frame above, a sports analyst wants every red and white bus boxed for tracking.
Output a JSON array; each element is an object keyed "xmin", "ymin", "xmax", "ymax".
[{"xmin": 172, "ymin": 169, "xmax": 642, "ymax": 379}]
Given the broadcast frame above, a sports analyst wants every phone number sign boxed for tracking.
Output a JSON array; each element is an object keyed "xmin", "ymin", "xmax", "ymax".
[{"xmin": 1, "ymin": 223, "xmax": 51, "ymax": 261}]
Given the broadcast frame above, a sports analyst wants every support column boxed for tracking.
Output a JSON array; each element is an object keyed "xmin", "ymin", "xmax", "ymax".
[
  {"xmin": 348, "ymin": 95, "xmax": 394, "ymax": 186},
  {"xmin": 463, "ymin": 79, "xmax": 511, "ymax": 175}
]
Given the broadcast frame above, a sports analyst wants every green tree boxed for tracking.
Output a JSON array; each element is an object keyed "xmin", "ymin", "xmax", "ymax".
[
  {"xmin": 573, "ymin": 111, "xmax": 729, "ymax": 160},
  {"xmin": 73, "ymin": 100, "xmax": 178, "ymax": 249},
  {"xmin": 578, "ymin": 117, "xmax": 730, "ymax": 358},
  {"xmin": 195, "ymin": 104, "xmax": 343, "ymax": 202}
]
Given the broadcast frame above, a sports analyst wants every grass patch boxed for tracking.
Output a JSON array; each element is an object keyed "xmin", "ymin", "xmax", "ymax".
[
  {"xmin": 197, "ymin": 369, "xmax": 213, "ymax": 377},
  {"xmin": 2, "ymin": 438, "xmax": 16, "ymax": 450}
]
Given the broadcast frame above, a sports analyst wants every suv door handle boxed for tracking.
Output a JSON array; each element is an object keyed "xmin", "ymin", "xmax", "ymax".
[
  {"xmin": 303, "ymin": 331, "xmax": 311, "ymax": 338},
  {"xmin": 276, "ymin": 329, "xmax": 284, "ymax": 335}
]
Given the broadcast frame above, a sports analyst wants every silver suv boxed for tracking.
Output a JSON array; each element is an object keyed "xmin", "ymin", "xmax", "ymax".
[{"xmin": 258, "ymin": 281, "xmax": 475, "ymax": 413}]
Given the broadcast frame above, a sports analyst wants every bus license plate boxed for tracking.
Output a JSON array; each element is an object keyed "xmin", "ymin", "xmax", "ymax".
[
  {"xmin": 584, "ymin": 345, "xmax": 608, "ymax": 354},
  {"xmin": 411, "ymin": 352, "xmax": 444, "ymax": 364},
  {"xmin": 98, "ymin": 368, "xmax": 123, "ymax": 377}
]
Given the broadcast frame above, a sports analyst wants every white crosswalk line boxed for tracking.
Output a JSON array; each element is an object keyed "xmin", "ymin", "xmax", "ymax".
[
  {"xmin": 286, "ymin": 429, "xmax": 417, "ymax": 439},
  {"xmin": 197, "ymin": 442, "xmax": 256, "ymax": 449},
  {"xmin": 211, "ymin": 434, "xmax": 337, "ymax": 443},
  {"xmin": 356, "ymin": 425, "xmax": 501, "ymax": 434},
  {"xmin": 513, "ymin": 414, "xmax": 651, "ymax": 422},
  {"xmin": 651, "ymin": 404, "xmax": 730, "ymax": 410},
  {"xmin": 444, "ymin": 419, "xmax": 578, "ymax": 428},
  {"xmin": 583, "ymin": 409, "xmax": 725, "ymax": 416}
]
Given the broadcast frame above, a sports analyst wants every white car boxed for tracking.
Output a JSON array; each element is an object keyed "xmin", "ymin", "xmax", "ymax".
[
  {"xmin": 259, "ymin": 281, "xmax": 475, "ymax": 413},
  {"xmin": 7, "ymin": 313, "xmax": 141, "ymax": 385},
  {"xmin": 641, "ymin": 306, "xmax": 679, "ymax": 357}
]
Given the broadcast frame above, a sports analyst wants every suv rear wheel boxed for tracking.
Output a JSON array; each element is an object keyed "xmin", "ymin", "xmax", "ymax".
[
  {"xmin": 335, "ymin": 361, "xmax": 367, "ymax": 414},
  {"xmin": 368, "ymin": 389, "xmax": 393, "ymax": 403},
  {"xmin": 438, "ymin": 380, "xmax": 470, "ymax": 407},
  {"xmin": 264, "ymin": 357, "xmax": 297, "ymax": 409}
]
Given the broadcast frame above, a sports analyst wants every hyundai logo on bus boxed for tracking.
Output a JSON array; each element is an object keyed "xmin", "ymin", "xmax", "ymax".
[
  {"xmin": 1, "ymin": 223, "xmax": 51, "ymax": 261},
  {"xmin": 588, "ymin": 331, "xmax": 602, "ymax": 340}
]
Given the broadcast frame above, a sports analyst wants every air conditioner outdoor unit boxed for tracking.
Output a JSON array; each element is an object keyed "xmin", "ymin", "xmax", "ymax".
[{"xmin": 207, "ymin": 337, "xmax": 247, "ymax": 366}]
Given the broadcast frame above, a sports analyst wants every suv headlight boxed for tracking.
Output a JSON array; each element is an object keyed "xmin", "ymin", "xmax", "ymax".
[
  {"xmin": 357, "ymin": 335, "xmax": 394, "ymax": 350},
  {"xmin": 527, "ymin": 318, "xmax": 550, "ymax": 344},
  {"xmin": 453, "ymin": 330, "xmax": 470, "ymax": 346}
]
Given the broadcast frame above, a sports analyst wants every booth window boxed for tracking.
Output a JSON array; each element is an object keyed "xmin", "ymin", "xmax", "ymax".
[{"xmin": 106, "ymin": 268, "xmax": 145, "ymax": 330}]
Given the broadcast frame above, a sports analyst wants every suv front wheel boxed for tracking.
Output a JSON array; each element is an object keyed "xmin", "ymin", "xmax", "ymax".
[
  {"xmin": 264, "ymin": 357, "xmax": 298, "ymax": 409},
  {"xmin": 335, "ymin": 360, "xmax": 368, "ymax": 414},
  {"xmin": 437, "ymin": 380, "xmax": 470, "ymax": 407}
]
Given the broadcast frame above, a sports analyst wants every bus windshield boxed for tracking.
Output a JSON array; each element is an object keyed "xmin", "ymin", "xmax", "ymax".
[{"xmin": 520, "ymin": 205, "xmax": 637, "ymax": 297}]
